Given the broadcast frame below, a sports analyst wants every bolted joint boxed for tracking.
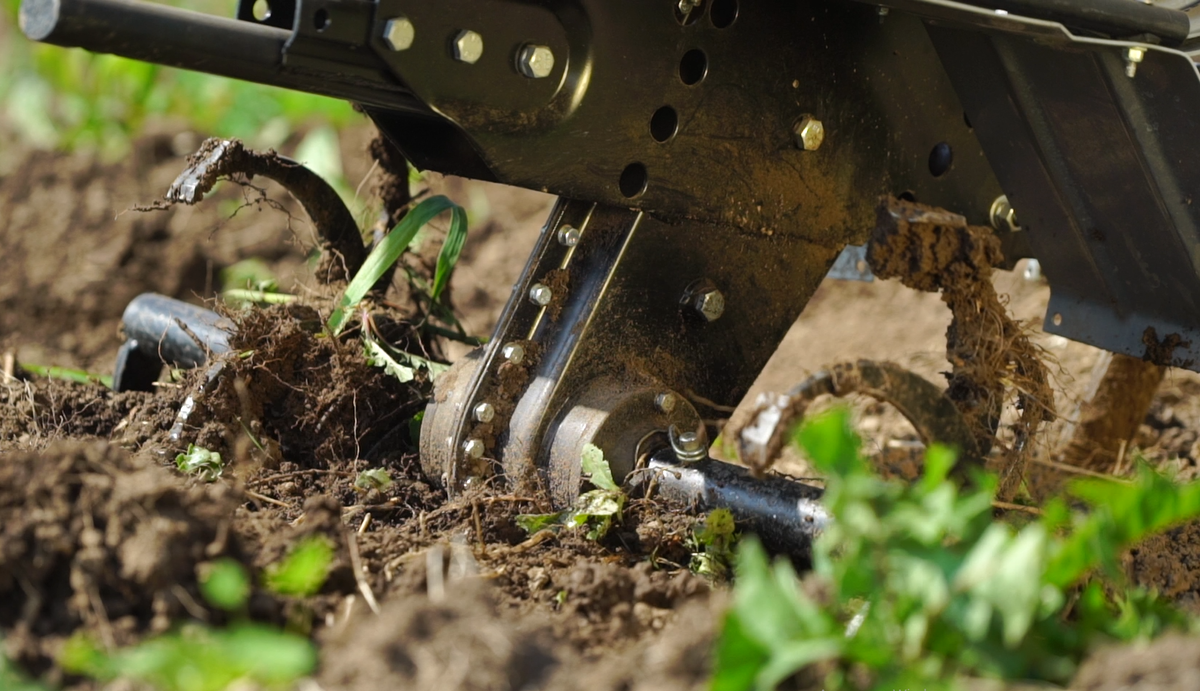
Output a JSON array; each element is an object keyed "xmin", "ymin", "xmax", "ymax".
[
  {"xmin": 655, "ymin": 392, "xmax": 678, "ymax": 414},
  {"xmin": 1124, "ymin": 46, "xmax": 1146, "ymax": 78},
  {"xmin": 669, "ymin": 425, "xmax": 708, "ymax": 462},
  {"xmin": 462, "ymin": 438, "xmax": 486, "ymax": 459},
  {"xmin": 528, "ymin": 283, "xmax": 553, "ymax": 307},
  {"xmin": 793, "ymin": 115, "xmax": 824, "ymax": 151},
  {"xmin": 517, "ymin": 44, "xmax": 555, "ymax": 79},
  {"xmin": 693, "ymin": 288, "xmax": 725, "ymax": 322},
  {"xmin": 453, "ymin": 30, "xmax": 484, "ymax": 64},
  {"xmin": 383, "ymin": 17, "xmax": 414, "ymax": 51},
  {"xmin": 557, "ymin": 224, "xmax": 581, "ymax": 247},
  {"xmin": 989, "ymin": 195, "xmax": 1020, "ymax": 234},
  {"xmin": 472, "ymin": 401, "xmax": 495, "ymax": 423},
  {"xmin": 501, "ymin": 342, "xmax": 526, "ymax": 365}
]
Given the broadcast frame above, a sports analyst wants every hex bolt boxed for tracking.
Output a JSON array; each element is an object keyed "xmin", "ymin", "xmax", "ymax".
[
  {"xmin": 517, "ymin": 44, "xmax": 555, "ymax": 79},
  {"xmin": 655, "ymin": 392, "xmax": 678, "ymax": 414},
  {"xmin": 453, "ymin": 30, "xmax": 484, "ymax": 64},
  {"xmin": 793, "ymin": 115, "xmax": 824, "ymax": 151},
  {"xmin": 529, "ymin": 283, "xmax": 553, "ymax": 307},
  {"xmin": 383, "ymin": 17, "xmax": 415, "ymax": 51},
  {"xmin": 557, "ymin": 225, "xmax": 581, "ymax": 247},
  {"xmin": 1125, "ymin": 46, "xmax": 1146, "ymax": 78},
  {"xmin": 473, "ymin": 401, "xmax": 495, "ymax": 423},
  {"xmin": 462, "ymin": 438, "xmax": 485, "ymax": 459},
  {"xmin": 502, "ymin": 342, "xmax": 525, "ymax": 364},
  {"xmin": 670, "ymin": 425, "xmax": 708, "ymax": 462},
  {"xmin": 678, "ymin": 0, "xmax": 701, "ymax": 13},
  {"xmin": 692, "ymin": 288, "xmax": 725, "ymax": 322}
]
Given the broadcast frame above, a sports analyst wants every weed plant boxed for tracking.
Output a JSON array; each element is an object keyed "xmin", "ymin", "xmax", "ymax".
[{"xmin": 715, "ymin": 408, "xmax": 1200, "ymax": 690}]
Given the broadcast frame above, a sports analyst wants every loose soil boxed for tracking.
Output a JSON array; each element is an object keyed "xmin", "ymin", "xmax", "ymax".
[{"xmin": 6, "ymin": 127, "xmax": 1200, "ymax": 690}]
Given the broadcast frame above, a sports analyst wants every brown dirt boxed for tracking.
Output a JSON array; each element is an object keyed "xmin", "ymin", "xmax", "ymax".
[
  {"xmin": 867, "ymin": 197, "xmax": 1054, "ymax": 499},
  {"xmin": 0, "ymin": 441, "xmax": 248, "ymax": 681},
  {"xmin": 8, "ymin": 128, "xmax": 1200, "ymax": 691}
]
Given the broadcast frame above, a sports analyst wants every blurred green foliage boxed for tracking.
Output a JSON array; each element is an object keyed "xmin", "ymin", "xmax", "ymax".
[
  {"xmin": 0, "ymin": 0, "xmax": 356, "ymax": 159},
  {"xmin": 713, "ymin": 409, "xmax": 1200, "ymax": 691}
]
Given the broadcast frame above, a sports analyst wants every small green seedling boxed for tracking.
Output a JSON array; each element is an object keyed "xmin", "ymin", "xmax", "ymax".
[
  {"xmin": 60, "ymin": 624, "xmax": 316, "ymax": 691},
  {"xmin": 264, "ymin": 535, "xmax": 335, "ymax": 598},
  {"xmin": 198, "ymin": 558, "xmax": 251, "ymax": 612},
  {"xmin": 516, "ymin": 443, "xmax": 626, "ymax": 541},
  {"xmin": 174, "ymin": 445, "xmax": 223, "ymax": 482},
  {"xmin": 354, "ymin": 468, "xmax": 393, "ymax": 492},
  {"xmin": 689, "ymin": 507, "xmax": 738, "ymax": 581}
]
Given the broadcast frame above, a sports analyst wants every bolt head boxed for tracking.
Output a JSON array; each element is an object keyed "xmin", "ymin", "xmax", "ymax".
[
  {"xmin": 678, "ymin": 0, "xmax": 701, "ymax": 13},
  {"xmin": 383, "ymin": 17, "xmax": 414, "ymax": 51},
  {"xmin": 473, "ymin": 401, "xmax": 495, "ymax": 423},
  {"xmin": 793, "ymin": 116, "xmax": 825, "ymax": 151},
  {"xmin": 502, "ymin": 343, "xmax": 525, "ymax": 365},
  {"xmin": 529, "ymin": 283, "xmax": 553, "ymax": 307},
  {"xmin": 453, "ymin": 30, "xmax": 483, "ymax": 64},
  {"xmin": 462, "ymin": 438, "xmax": 485, "ymax": 459},
  {"xmin": 655, "ymin": 392, "xmax": 678, "ymax": 414},
  {"xmin": 517, "ymin": 44, "xmax": 555, "ymax": 79},
  {"xmin": 678, "ymin": 431, "xmax": 701, "ymax": 450},
  {"xmin": 694, "ymin": 289, "xmax": 725, "ymax": 322},
  {"xmin": 1126, "ymin": 46, "xmax": 1146, "ymax": 63},
  {"xmin": 557, "ymin": 225, "xmax": 581, "ymax": 247}
]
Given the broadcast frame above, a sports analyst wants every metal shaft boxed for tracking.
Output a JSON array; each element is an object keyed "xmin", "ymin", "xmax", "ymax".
[
  {"xmin": 19, "ymin": 0, "xmax": 421, "ymax": 111},
  {"xmin": 641, "ymin": 451, "xmax": 829, "ymax": 560}
]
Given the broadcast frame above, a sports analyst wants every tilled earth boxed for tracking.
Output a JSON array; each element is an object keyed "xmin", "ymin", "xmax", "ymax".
[{"xmin": 7, "ymin": 128, "xmax": 1200, "ymax": 690}]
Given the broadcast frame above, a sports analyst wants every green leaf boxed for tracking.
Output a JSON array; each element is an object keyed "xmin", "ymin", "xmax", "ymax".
[
  {"xmin": 328, "ymin": 195, "xmax": 465, "ymax": 336},
  {"xmin": 198, "ymin": 558, "xmax": 251, "ymax": 611},
  {"xmin": 354, "ymin": 468, "xmax": 394, "ymax": 492},
  {"xmin": 710, "ymin": 611, "xmax": 771, "ymax": 691},
  {"xmin": 581, "ymin": 443, "xmax": 619, "ymax": 491},
  {"xmin": 363, "ymin": 334, "xmax": 451, "ymax": 382},
  {"xmin": 430, "ymin": 199, "xmax": 469, "ymax": 301},
  {"xmin": 264, "ymin": 536, "xmax": 335, "ymax": 598},
  {"xmin": 20, "ymin": 363, "xmax": 112, "ymax": 388},
  {"xmin": 174, "ymin": 444, "xmax": 224, "ymax": 482},
  {"xmin": 363, "ymin": 335, "xmax": 415, "ymax": 383},
  {"xmin": 516, "ymin": 512, "xmax": 563, "ymax": 535}
]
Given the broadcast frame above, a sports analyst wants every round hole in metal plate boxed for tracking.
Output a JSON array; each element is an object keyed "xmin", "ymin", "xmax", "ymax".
[
  {"xmin": 928, "ymin": 141, "xmax": 953, "ymax": 177},
  {"xmin": 313, "ymin": 8, "xmax": 330, "ymax": 31},
  {"xmin": 710, "ymin": 0, "xmax": 738, "ymax": 28},
  {"xmin": 619, "ymin": 163, "xmax": 648, "ymax": 198},
  {"xmin": 679, "ymin": 49, "xmax": 708, "ymax": 86},
  {"xmin": 650, "ymin": 106, "xmax": 678, "ymax": 143}
]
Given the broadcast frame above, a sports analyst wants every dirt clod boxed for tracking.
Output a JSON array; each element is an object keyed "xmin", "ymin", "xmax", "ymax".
[
  {"xmin": 868, "ymin": 197, "xmax": 1055, "ymax": 498},
  {"xmin": 0, "ymin": 441, "xmax": 245, "ymax": 674}
]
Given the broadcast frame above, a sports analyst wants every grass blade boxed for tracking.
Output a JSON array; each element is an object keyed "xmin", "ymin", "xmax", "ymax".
[
  {"xmin": 327, "ymin": 195, "xmax": 463, "ymax": 336},
  {"xmin": 430, "ymin": 203, "xmax": 468, "ymax": 301}
]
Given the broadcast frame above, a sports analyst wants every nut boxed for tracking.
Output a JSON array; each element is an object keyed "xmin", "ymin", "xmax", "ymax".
[
  {"xmin": 453, "ymin": 30, "xmax": 483, "ymax": 64},
  {"xmin": 557, "ymin": 225, "xmax": 581, "ymax": 247},
  {"xmin": 517, "ymin": 44, "xmax": 555, "ymax": 79},
  {"xmin": 529, "ymin": 283, "xmax": 553, "ymax": 307},
  {"xmin": 693, "ymin": 289, "xmax": 725, "ymax": 322},
  {"xmin": 502, "ymin": 343, "xmax": 525, "ymax": 364},
  {"xmin": 793, "ymin": 115, "xmax": 824, "ymax": 151},
  {"xmin": 383, "ymin": 17, "xmax": 414, "ymax": 51},
  {"xmin": 462, "ymin": 438, "xmax": 485, "ymax": 459},
  {"xmin": 473, "ymin": 402, "xmax": 495, "ymax": 423},
  {"xmin": 655, "ymin": 392, "xmax": 678, "ymax": 414}
]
